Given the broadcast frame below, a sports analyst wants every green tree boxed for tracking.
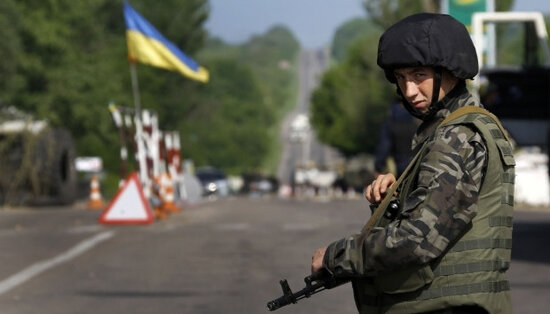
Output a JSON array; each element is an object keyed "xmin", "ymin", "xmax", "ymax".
[
  {"xmin": 0, "ymin": 0, "xmax": 22, "ymax": 102},
  {"xmin": 240, "ymin": 25, "xmax": 300, "ymax": 122},
  {"xmin": 181, "ymin": 59, "xmax": 269, "ymax": 171},
  {"xmin": 363, "ymin": 0, "xmax": 440, "ymax": 28},
  {"xmin": 495, "ymin": 0, "xmax": 515, "ymax": 11},
  {"xmin": 331, "ymin": 18, "xmax": 373, "ymax": 62},
  {"xmin": 311, "ymin": 32, "xmax": 393, "ymax": 156},
  {"xmin": 363, "ymin": 0, "xmax": 515, "ymax": 29},
  {"xmin": 195, "ymin": 25, "xmax": 300, "ymax": 174},
  {"xmin": 0, "ymin": 0, "xmax": 300, "ymax": 192},
  {"xmin": 0, "ymin": 0, "xmax": 209, "ymax": 191}
]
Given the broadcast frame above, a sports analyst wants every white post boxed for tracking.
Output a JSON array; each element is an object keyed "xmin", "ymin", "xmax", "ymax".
[
  {"xmin": 151, "ymin": 113, "xmax": 161, "ymax": 177},
  {"xmin": 134, "ymin": 114, "xmax": 150, "ymax": 198},
  {"xmin": 173, "ymin": 132, "xmax": 187, "ymax": 200}
]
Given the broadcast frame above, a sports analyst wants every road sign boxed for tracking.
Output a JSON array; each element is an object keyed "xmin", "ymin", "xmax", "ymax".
[
  {"xmin": 442, "ymin": 0, "xmax": 494, "ymax": 28},
  {"xmin": 99, "ymin": 172, "xmax": 154, "ymax": 225}
]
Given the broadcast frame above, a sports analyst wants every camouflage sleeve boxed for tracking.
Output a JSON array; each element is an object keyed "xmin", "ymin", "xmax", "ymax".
[{"xmin": 323, "ymin": 124, "xmax": 487, "ymax": 276}]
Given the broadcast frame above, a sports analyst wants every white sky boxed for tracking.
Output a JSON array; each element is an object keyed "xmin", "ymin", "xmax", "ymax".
[{"xmin": 205, "ymin": 0, "xmax": 550, "ymax": 48}]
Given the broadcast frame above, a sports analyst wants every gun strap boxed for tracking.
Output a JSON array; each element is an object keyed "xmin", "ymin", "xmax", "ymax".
[
  {"xmin": 442, "ymin": 106, "xmax": 511, "ymax": 141},
  {"xmin": 361, "ymin": 106, "xmax": 502, "ymax": 232}
]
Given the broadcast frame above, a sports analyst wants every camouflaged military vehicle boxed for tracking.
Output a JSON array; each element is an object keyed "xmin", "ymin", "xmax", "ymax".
[{"xmin": 0, "ymin": 106, "xmax": 77, "ymax": 206}]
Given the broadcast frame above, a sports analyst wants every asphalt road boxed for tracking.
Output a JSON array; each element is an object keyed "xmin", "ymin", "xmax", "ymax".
[{"xmin": 0, "ymin": 198, "xmax": 548, "ymax": 313}]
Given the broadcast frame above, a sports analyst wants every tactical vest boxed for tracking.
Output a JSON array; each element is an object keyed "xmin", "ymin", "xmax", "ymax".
[{"xmin": 354, "ymin": 108, "xmax": 515, "ymax": 314}]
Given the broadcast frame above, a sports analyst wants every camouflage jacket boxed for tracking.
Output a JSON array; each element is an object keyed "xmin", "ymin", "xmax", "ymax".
[{"xmin": 324, "ymin": 85, "xmax": 488, "ymax": 276}]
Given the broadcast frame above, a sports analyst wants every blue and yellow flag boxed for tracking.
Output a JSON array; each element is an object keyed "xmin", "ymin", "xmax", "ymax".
[{"xmin": 123, "ymin": 2, "xmax": 209, "ymax": 83}]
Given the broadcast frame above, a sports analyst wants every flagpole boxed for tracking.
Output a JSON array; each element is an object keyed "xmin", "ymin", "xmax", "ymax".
[
  {"xmin": 129, "ymin": 61, "xmax": 141, "ymax": 114},
  {"xmin": 128, "ymin": 60, "xmax": 149, "ymax": 196}
]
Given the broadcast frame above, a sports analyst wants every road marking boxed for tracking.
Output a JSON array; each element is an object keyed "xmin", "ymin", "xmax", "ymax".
[{"xmin": 0, "ymin": 231, "xmax": 115, "ymax": 296}]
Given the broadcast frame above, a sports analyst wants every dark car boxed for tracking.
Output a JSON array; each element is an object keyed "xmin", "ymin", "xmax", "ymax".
[
  {"xmin": 241, "ymin": 172, "xmax": 279, "ymax": 195},
  {"xmin": 195, "ymin": 167, "xmax": 229, "ymax": 197}
]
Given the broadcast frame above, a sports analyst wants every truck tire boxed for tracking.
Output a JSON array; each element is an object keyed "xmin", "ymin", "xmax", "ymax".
[{"xmin": 29, "ymin": 128, "xmax": 77, "ymax": 206}]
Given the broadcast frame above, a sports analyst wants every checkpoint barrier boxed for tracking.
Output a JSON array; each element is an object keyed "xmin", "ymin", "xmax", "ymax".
[{"xmin": 107, "ymin": 105, "xmax": 188, "ymax": 224}]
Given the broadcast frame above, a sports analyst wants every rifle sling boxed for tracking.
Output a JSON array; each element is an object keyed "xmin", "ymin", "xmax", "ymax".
[{"xmin": 361, "ymin": 106, "xmax": 500, "ymax": 232}]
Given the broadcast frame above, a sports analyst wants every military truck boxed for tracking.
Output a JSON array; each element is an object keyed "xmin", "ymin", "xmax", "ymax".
[
  {"xmin": 472, "ymin": 12, "xmax": 550, "ymax": 149},
  {"xmin": 0, "ymin": 106, "xmax": 77, "ymax": 206}
]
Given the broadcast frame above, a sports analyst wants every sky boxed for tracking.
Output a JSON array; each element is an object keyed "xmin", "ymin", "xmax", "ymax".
[{"xmin": 205, "ymin": 0, "xmax": 550, "ymax": 49}]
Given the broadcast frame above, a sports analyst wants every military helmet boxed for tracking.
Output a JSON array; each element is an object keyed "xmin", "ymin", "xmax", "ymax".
[{"xmin": 377, "ymin": 13, "xmax": 478, "ymax": 83}]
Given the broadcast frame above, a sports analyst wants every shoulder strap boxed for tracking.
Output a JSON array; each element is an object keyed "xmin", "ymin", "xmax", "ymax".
[
  {"xmin": 361, "ymin": 106, "xmax": 505, "ymax": 232},
  {"xmin": 438, "ymin": 106, "xmax": 511, "ymax": 141}
]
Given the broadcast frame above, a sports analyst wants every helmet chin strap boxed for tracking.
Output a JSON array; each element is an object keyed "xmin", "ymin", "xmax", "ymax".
[{"xmin": 431, "ymin": 67, "xmax": 443, "ymax": 107}]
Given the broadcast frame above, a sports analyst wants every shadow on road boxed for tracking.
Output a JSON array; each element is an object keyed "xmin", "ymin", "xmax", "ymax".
[{"xmin": 512, "ymin": 221, "xmax": 550, "ymax": 264}]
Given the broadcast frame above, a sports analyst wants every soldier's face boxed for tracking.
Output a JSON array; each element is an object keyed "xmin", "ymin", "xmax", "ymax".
[
  {"xmin": 394, "ymin": 67, "xmax": 459, "ymax": 114},
  {"xmin": 394, "ymin": 66, "xmax": 435, "ymax": 114}
]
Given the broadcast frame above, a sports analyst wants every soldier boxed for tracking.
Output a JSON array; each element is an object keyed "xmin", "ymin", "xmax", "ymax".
[{"xmin": 311, "ymin": 13, "xmax": 515, "ymax": 313}]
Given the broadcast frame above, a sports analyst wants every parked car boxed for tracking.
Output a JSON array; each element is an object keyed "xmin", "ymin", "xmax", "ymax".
[
  {"xmin": 195, "ymin": 167, "xmax": 229, "ymax": 197},
  {"xmin": 241, "ymin": 172, "xmax": 279, "ymax": 196}
]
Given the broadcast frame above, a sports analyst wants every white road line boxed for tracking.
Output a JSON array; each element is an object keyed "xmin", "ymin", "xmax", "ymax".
[{"xmin": 0, "ymin": 230, "xmax": 115, "ymax": 296}]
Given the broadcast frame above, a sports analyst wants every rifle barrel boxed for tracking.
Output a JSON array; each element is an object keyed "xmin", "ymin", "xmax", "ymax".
[{"xmin": 267, "ymin": 281, "xmax": 326, "ymax": 311}]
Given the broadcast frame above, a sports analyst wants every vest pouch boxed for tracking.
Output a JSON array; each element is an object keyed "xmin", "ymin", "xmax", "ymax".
[{"xmin": 374, "ymin": 264, "xmax": 434, "ymax": 294}]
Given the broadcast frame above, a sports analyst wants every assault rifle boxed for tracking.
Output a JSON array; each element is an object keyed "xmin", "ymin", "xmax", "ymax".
[
  {"xmin": 267, "ymin": 178, "xmax": 403, "ymax": 311},
  {"xmin": 266, "ymin": 269, "xmax": 349, "ymax": 311}
]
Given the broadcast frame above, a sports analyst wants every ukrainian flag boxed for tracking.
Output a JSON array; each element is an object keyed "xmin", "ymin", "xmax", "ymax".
[{"xmin": 123, "ymin": 2, "xmax": 209, "ymax": 83}]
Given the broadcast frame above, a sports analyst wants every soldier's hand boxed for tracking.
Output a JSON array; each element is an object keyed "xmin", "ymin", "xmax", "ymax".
[
  {"xmin": 365, "ymin": 173, "xmax": 396, "ymax": 203},
  {"xmin": 311, "ymin": 247, "xmax": 327, "ymax": 274}
]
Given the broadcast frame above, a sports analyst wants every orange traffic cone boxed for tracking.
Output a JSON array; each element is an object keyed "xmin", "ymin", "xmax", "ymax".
[
  {"xmin": 160, "ymin": 172, "xmax": 180, "ymax": 213},
  {"xmin": 152, "ymin": 176, "xmax": 169, "ymax": 219},
  {"xmin": 87, "ymin": 175, "xmax": 105, "ymax": 209}
]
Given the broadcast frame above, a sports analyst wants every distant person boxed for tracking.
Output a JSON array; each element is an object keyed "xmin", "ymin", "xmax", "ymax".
[
  {"xmin": 374, "ymin": 101, "xmax": 418, "ymax": 178},
  {"xmin": 480, "ymin": 82, "xmax": 502, "ymax": 110}
]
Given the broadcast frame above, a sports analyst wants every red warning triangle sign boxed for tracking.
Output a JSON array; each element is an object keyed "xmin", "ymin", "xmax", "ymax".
[{"xmin": 99, "ymin": 172, "xmax": 154, "ymax": 225}]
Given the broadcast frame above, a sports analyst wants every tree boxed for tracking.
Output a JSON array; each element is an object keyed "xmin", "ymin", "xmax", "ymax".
[
  {"xmin": 0, "ymin": 0, "xmax": 210, "ymax": 192},
  {"xmin": 190, "ymin": 25, "xmax": 300, "ymax": 174},
  {"xmin": 363, "ymin": 0, "xmax": 440, "ymax": 29},
  {"xmin": 311, "ymin": 32, "xmax": 393, "ymax": 157},
  {"xmin": 495, "ymin": 0, "xmax": 515, "ymax": 12},
  {"xmin": 0, "ymin": 0, "xmax": 300, "ymax": 191},
  {"xmin": 331, "ymin": 18, "xmax": 373, "ymax": 62},
  {"xmin": 0, "ymin": 0, "xmax": 22, "ymax": 103},
  {"xmin": 363, "ymin": 0, "xmax": 515, "ymax": 29}
]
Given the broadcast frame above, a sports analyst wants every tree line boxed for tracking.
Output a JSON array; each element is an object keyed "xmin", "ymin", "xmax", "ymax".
[
  {"xmin": 0, "ymin": 0, "xmax": 299, "ymax": 194},
  {"xmin": 0, "ymin": 0, "xmax": 531, "ymax": 196}
]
